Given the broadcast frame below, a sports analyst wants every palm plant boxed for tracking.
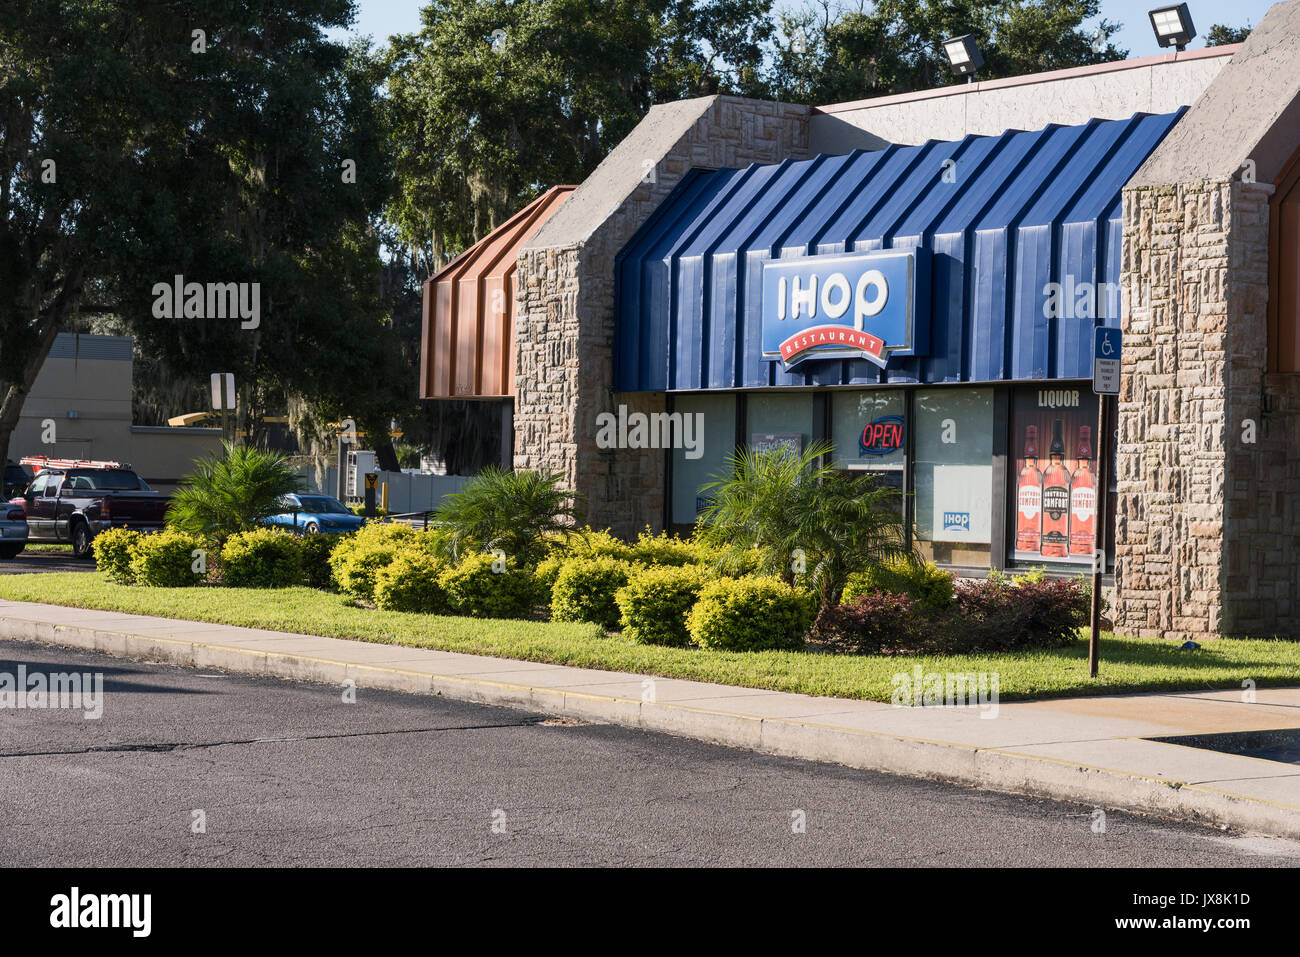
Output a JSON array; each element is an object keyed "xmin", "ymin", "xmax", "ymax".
[
  {"xmin": 695, "ymin": 441, "xmax": 911, "ymax": 631},
  {"xmin": 167, "ymin": 443, "xmax": 305, "ymax": 542},
  {"xmin": 432, "ymin": 467, "xmax": 578, "ymax": 565}
]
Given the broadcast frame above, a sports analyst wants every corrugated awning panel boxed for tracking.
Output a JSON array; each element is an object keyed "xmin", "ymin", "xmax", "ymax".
[
  {"xmin": 420, "ymin": 186, "xmax": 574, "ymax": 399},
  {"xmin": 614, "ymin": 110, "xmax": 1185, "ymax": 392}
]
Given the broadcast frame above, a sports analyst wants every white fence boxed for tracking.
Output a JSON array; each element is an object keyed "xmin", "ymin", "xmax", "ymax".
[{"xmin": 298, "ymin": 467, "xmax": 474, "ymax": 516}]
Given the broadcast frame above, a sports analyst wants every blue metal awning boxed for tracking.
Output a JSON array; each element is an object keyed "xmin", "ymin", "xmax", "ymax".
[{"xmin": 614, "ymin": 110, "xmax": 1185, "ymax": 392}]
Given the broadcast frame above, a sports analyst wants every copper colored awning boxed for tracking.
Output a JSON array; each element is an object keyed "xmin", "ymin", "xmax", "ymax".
[{"xmin": 420, "ymin": 186, "xmax": 574, "ymax": 399}]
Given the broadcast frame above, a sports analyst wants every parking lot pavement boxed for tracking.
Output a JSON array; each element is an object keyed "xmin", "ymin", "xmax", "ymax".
[
  {"xmin": 3, "ymin": 638, "xmax": 1300, "ymax": 867},
  {"xmin": 0, "ymin": 549, "xmax": 95, "ymax": 575}
]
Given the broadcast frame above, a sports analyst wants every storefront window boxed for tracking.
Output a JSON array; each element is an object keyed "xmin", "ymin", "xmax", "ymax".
[
  {"xmin": 914, "ymin": 388, "xmax": 993, "ymax": 567},
  {"xmin": 1010, "ymin": 385, "xmax": 1100, "ymax": 568},
  {"xmin": 670, "ymin": 393, "xmax": 737, "ymax": 526},
  {"xmin": 831, "ymin": 390, "xmax": 905, "ymax": 480},
  {"xmin": 746, "ymin": 392, "xmax": 814, "ymax": 457}
]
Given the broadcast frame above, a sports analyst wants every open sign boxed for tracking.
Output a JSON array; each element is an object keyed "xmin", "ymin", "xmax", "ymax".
[{"xmin": 859, "ymin": 415, "xmax": 905, "ymax": 456}]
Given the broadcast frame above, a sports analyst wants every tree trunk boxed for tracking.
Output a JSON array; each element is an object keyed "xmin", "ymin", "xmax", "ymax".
[{"xmin": 0, "ymin": 269, "xmax": 85, "ymax": 468}]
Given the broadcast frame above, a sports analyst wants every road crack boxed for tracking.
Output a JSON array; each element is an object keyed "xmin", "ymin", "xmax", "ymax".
[{"xmin": 0, "ymin": 719, "xmax": 541, "ymax": 758}]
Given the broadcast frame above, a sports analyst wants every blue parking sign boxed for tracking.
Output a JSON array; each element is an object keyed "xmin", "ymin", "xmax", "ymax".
[{"xmin": 1093, "ymin": 327, "xmax": 1121, "ymax": 394}]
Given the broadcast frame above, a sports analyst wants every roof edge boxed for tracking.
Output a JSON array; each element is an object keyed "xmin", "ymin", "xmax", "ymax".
[{"xmin": 815, "ymin": 46, "xmax": 1240, "ymax": 116}]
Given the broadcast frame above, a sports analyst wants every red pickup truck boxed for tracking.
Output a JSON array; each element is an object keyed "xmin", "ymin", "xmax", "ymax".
[{"xmin": 12, "ymin": 458, "xmax": 171, "ymax": 558}]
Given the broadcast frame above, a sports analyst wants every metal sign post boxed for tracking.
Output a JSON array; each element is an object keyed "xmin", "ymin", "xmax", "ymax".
[
  {"xmin": 1090, "ymin": 328, "xmax": 1121, "ymax": 678},
  {"xmin": 363, "ymin": 472, "xmax": 378, "ymax": 518},
  {"xmin": 210, "ymin": 373, "xmax": 235, "ymax": 445}
]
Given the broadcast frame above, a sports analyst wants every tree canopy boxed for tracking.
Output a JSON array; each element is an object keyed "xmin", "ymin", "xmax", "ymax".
[
  {"xmin": 0, "ymin": 0, "xmax": 398, "ymax": 462},
  {"xmin": 384, "ymin": 0, "xmax": 1126, "ymax": 270}
]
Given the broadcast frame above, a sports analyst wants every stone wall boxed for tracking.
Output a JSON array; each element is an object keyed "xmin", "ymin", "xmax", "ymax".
[
  {"xmin": 514, "ymin": 97, "xmax": 810, "ymax": 537},
  {"xmin": 1115, "ymin": 179, "xmax": 1298, "ymax": 639}
]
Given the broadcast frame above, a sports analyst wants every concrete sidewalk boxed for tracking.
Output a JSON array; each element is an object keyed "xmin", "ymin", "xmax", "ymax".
[{"xmin": 2, "ymin": 598, "xmax": 1298, "ymax": 839}]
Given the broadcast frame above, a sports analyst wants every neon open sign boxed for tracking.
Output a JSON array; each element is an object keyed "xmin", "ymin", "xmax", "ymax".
[{"xmin": 859, "ymin": 415, "xmax": 905, "ymax": 456}]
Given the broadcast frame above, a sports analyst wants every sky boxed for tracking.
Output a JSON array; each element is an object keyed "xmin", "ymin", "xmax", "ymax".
[{"xmin": 338, "ymin": 0, "xmax": 1275, "ymax": 57}]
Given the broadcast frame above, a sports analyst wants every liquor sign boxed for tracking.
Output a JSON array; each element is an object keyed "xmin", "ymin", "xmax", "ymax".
[
  {"xmin": 761, "ymin": 249, "xmax": 930, "ymax": 369},
  {"xmin": 1011, "ymin": 388, "xmax": 1099, "ymax": 567}
]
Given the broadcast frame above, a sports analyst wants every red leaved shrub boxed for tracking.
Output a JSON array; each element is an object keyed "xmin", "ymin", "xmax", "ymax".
[{"xmin": 813, "ymin": 577, "xmax": 1088, "ymax": 655}]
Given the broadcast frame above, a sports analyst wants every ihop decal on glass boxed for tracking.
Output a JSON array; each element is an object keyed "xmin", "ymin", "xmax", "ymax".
[{"xmin": 761, "ymin": 249, "xmax": 930, "ymax": 369}]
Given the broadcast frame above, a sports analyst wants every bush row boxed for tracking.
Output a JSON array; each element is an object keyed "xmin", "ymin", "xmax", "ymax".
[
  {"xmin": 813, "ymin": 576, "xmax": 1089, "ymax": 655},
  {"xmin": 95, "ymin": 521, "xmax": 1088, "ymax": 656},
  {"xmin": 94, "ymin": 526, "xmax": 336, "ymax": 589}
]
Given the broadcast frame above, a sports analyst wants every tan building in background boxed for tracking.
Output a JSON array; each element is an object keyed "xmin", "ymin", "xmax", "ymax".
[{"xmin": 9, "ymin": 334, "xmax": 222, "ymax": 490}]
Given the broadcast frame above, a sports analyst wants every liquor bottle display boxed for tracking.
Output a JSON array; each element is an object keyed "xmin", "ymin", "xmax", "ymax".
[
  {"xmin": 1011, "ymin": 389, "xmax": 1102, "ymax": 566},
  {"xmin": 1040, "ymin": 419, "xmax": 1070, "ymax": 558},
  {"xmin": 1015, "ymin": 425, "xmax": 1043, "ymax": 553},
  {"xmin": 1069, "ymin": 426, "xmax": 1096, "ymax": 557}
]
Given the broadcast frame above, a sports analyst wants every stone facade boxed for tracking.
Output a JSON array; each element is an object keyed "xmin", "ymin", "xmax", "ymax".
[
  {"xmin": 1115, "ymin": 179, "xmax": 1300, "ymax": 639},
  {"xmin": 514, "ymin": 97, "xmax": 810, "ymax": 536}
]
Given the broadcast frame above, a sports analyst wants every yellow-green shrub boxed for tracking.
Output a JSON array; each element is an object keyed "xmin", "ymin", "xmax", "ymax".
[
  {"xmin": 841, "ymin": 556, "xmax": 955, "ymax": 611},
  {"xmin": 220, "ymin": 529, "xmax": 302, "ymax": 588},
  {"xmin": 438, "ymin": 552, "xmax": 538, "ymax": 619},
  {"xmin": 92, "ymin": 527, "xmax": 142, "ymax": 584},
  {"xmin": 564, "ymin": 529, "xmax": 632, "ymax": 562},
  {"xmin": 129, "ymin": 530, "xmax": 209, "ymax": 587},
  {"xmin": 374, "ymin": 551, "xmax": 448, "ymax": 613},
  {"xmin": 551, "ymin": 557, "xmax": 633, "ymax": 630},
  {"xmin": 615, "ymin": 564, "xmax": 711, "ymax": 646},
  {"xmin": 532, "ymin": 554, "xmax": 566, "ymax": 606},
  {"xmin": 687, "ymin": 576, "xmax": 813, "ymax": 651},
  {"xmin": 329, "ymin": 523, "xmax": 428, "ymax": 602},
  {"xmin": 626, "ymin": 528, "xmax": 699, "ymax": 567}
]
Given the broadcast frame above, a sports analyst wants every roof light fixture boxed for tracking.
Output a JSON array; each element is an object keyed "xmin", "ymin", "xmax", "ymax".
[
  {"xmin": 1149, "ymin": 4, "xmax": 1197, "ymax": 51},
  {"xmin": 942, "ymin": 34, "xmax": 984, "ymax": 83}
]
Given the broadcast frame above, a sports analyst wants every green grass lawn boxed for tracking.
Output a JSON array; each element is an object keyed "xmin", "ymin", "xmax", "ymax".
[{"xmin": 1, "ymin": 572, "xmax": 1297, "ymax": 703}]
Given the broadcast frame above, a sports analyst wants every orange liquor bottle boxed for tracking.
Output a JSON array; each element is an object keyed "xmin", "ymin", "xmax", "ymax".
[
  {"xmin": 1040, "ymin": 419, "xmax": 1070, "ymax": 559},
  {"xmin": 1015, "ymin": 426, "xmax": 1043, "ymax": 553},
  {"xmin": 1069, "ymin": 426, "xmax": 1096, "ymax": 557}
]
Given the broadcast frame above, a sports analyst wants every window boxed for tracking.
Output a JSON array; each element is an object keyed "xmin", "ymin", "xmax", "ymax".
[
  {"xmin": 746, "ymin": 392, "xmax": 813, "ymax": 457},
  {"xmin": 914, "ymin": 388, "xmax": 993, "ymax": 566},
  {"xmin": 670, "ymin": 393, "xmax": 736, "ymax": 526},
  {"xmin": 831, "ymin": 390, "xmax": 905, "ymax": 483},
  {"xmin": 1010, "ymin": 385, "xmax": 1100, "ymax": 568}
]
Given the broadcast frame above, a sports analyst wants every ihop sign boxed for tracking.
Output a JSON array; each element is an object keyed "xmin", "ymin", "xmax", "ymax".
[{"xmin": 761, "ymin": 249, "xmax": 929, "ymax": 369}]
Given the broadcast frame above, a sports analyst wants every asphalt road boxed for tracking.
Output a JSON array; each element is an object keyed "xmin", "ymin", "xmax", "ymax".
[
  {"xmin": 0, "ymin": 549, "xmax": 94, "ymax": 575},
  {"xmin": 2, "ymin": 638, "xmax": 1299, "ymax": 868}
]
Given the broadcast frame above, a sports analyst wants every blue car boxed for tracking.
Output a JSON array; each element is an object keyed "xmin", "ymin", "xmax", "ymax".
[{"xmin": 267, "ymin": 494, "xmax": 365, "ymax": 535}]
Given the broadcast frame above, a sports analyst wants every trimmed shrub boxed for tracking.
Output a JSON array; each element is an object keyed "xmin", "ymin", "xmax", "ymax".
[
  {"xmin": 439, "ymin": 552, "xmax": 538, "ymax": 619},
  {"xmin": 299, "ymin": 533, "xmax": 339, "ymax": 590},
  {"xmin": 627, "ymin": 528, "xmax": 698, "ymax": 568},
  {"xmin": 374, "ymin": 551, "xmax": 448, "ymax": 613},
  {"xmin": 129, "ymin": 530, "xmax": 208, "ymax": 587},
  {"xmin": 953, "ymin": 577, "xmax": 1087, "ymax": 651},
  {"xmin": 551, "ymin": 557, "xmax": 633, "ymax": 630},
  {"xmin": 329, "ymin": 523, "xmax": 425, "ymax": 603},
  {"xmin": 816, "ymin": 576, "xmax": 1089, "ymax": 656},
  {"xmin": 93, "ymin": 527, "xmax": 142, "ymax": 584},
  {"xmin": 220, "ymin": 529, "xmax": 303, "ymax": 588},
  {"xmin": 691, "ymin": 538, "xmax": 766, "ymax": 576},
  {"xmin": 564, "ymin": 529, "xmax": 632, "ymax": 562},
  {"xmin": 686, "ymin": 577, "xmax": 813, "ymax": 652},
  {"xmin": 842, "ymin": 556, "xmax": 955, "ymax": 611},
  {"xmin": 615, "ymin": 564, "xmax": 711, "ymax": 646},
  {"xmin": 812, "ymin": 591, "xmax": 929, "ymax": 655},
  {"xmin": 532, "ymin": 554, "xmax": 566, "ymax": 607}
]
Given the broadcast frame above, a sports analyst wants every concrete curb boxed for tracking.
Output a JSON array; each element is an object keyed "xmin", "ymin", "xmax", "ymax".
[{"xmin": 4, "ymin": 612, "xmax": 1299, "ymax": 840}]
